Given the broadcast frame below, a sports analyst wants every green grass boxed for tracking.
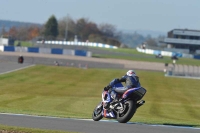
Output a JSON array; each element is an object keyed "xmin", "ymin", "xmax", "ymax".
[
  {"xmin": 92, "ymin": 47, "xmax": 200, "ymax": 66},
  {"xmin": 12, "ymin": 41, "xmax": 200, "ymax": 65},
  {"xmin": 14, "ymin": 41, "xmax": 33, "ymax": 47},
  {"xmin": 0, "ymin": 65, "xmax": 199, "ymax": 128},
  {"xmin": 0, "ymin": 124, "xmax": 78, "ymax": 133},
  {"xmin": 92, "ymin": 47, "xmax": 143, "ymax": 54}
]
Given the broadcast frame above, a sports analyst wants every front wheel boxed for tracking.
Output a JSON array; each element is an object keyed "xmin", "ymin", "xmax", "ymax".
[
  {"xmin": 117, "ymin": 100, "xmax": 136, "ymax": 123},
  {"xmin": 92, "ymin": 102, "xmax": 103, "ymax": 121}
]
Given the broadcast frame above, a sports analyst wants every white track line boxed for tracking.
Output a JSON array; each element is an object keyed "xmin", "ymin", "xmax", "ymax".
[
  {"xmin": 0, "ymin": 113, "xmax": 199, "ymax": 130},
  {"xmin": 0, "ymin": 64, "xmax": 35, "ymax": 75}
]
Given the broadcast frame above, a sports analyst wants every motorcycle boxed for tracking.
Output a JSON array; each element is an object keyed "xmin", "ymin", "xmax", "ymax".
[{"xmin": 92, "ymin": 79, "xmax": 147, "ymax": 123}]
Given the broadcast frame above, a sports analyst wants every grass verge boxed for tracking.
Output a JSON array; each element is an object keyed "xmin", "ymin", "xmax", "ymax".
[
  {"xmin": 0, "ymin": 124, "xmax": 78, "ymax": 133},
  {"xmin": 0, "ymin": 65, "xmax": 199, "ymax": 127},
  {"xmin": 92, "ymin": 47, "xmax": 200, "ymax": 66},
  {"xmin": 14, "ymin": 41, "xmax": 33, "ymax": 47}
]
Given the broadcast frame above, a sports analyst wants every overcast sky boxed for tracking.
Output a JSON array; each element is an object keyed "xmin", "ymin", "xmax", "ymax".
[{"xmin": 1, "ymin": 0, "xmax": 200, "ymax": 33}]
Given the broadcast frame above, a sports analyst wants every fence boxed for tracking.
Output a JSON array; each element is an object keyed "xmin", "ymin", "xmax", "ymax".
[{"xmin": 165, "ymin": 64, "xmax": 200, "ymax": 78}]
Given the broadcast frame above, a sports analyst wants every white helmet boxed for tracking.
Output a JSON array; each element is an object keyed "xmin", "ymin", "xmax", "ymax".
[{"xmin": 126, "ymin": 70, "xmax": 136, "ymax": 77}]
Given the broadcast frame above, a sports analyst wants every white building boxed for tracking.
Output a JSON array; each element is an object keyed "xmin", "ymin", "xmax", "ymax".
[
  {"xmin": 0, "ymin": 36, "xmax": 14, "ymax": 46},
  {"xmin": 161, "ymin": 29, "xmax": 200, "ymax": 54}
]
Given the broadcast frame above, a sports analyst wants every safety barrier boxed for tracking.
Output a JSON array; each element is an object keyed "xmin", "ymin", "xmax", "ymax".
[
  {"xmin": 0, "ymin": 46, "xmax": 92, "ymax": 57},
  {"xmin": 4, "ymin": 46, "xmax": 15, "ymax": 52},
  {"xmin": 136, "ymin": 47, "xmax": 199, "ymax": 59},
  {"xmin": 36, "ymin": 40, "xmax": 118, "ymax": 49}
]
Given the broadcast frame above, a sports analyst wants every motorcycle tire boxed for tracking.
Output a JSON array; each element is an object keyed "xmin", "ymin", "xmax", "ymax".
[
  {"xmin": 117, "ymin": 100, "xmax": 136, "ymax": 123},
  {"xmin": 92, "ymin": 102, "xmax": 103, "ymax": 121}
]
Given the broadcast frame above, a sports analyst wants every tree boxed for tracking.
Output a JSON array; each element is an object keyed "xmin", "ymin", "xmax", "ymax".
[
  {"xmin": 28, "ymin": 26, "xmax": 40, "ymax": 40},
  {"xmin": 0, "ymin": 26, "xmax": 6, "ymax": 37},
  {"xmin": 44, "ymin": 15, "xmax": 58, "ymax": 40},
  {"xmin": 75, "ymin": 18, "xmax": 88, "ymax": 41},
  {"xmin": 106, "ymin": 37, "xmax": 121, "ymax": 47},
  {"xmin": 145, "ymin": 38, "xmax": 158, "ymax": 46},
  {"xmin": 8, "ymin": 26, "xmax": 18, "ymax": 39},
  {"xmin": 57, "ymin": 15, "xmax": 76, "ymax": 41},
  {"xmin": 88, "ymin": 34, "xmax": 104, "ymax": 43},
  {"xmin": 98, "ymin": 23, "xmax": 116, "ymax": 38},
  {"xmin": 41, "ymin": 15, "xmax": 123, "ymax": 46},
  {"xmin": 81, "ymin": 22, "xmax": 101, "ymax": 41},
  {"xmin": 118, "ymin": 32, "xmax": 146, "ymax": 48}
]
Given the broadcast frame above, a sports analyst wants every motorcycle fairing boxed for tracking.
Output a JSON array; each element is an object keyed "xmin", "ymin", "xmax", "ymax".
[
  {"xmin": 102, "ymin": 109, "xmax": 116, "ymax": 118},
  {"xmin": 102, "ymin": 91, "xmax": 111, "ymax": 103},
  {"xmin": 122, "ymin": 87, "xmax": 146, "ymax": 101},
  {"xmin": 101, "ymin": 91, "xmax": 117, "ymax": 118}
]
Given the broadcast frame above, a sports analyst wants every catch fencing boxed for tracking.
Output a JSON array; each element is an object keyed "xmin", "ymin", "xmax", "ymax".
[{"xmin": 165, "ymin": 64, "xmax": 200, "ymax": 78}]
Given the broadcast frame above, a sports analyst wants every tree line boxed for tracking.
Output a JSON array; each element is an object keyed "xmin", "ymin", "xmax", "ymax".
[
  {"xmin": 0, "ymin": 15, "xmax": 166, "ymax": 48},
  {"xmin": 1, "ymin": 15, "xmax": 121, "ymax": 47}
]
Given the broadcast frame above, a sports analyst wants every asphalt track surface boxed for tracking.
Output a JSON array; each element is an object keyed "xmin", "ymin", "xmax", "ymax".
[
  {"xmin": 0, "ymin": 52, "xmax": 199, "ymax": 133},
  {"xmin": 0, "ymin": 51, "xmax": 167, "ymax": 71},
  {"xmin": 0, "ymin": 113, "xmax": 199, "ymax": 133}
]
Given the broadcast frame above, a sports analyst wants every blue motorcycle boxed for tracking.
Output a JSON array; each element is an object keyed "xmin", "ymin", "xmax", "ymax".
[{"xmin": 92, "ymin": 79, "xmax": 147, "ymax": 123}]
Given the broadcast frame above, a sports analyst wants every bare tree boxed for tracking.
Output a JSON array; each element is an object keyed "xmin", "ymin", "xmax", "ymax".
[
  {"xmin": 58, "ymin": 15, "xmax": 76, "ymax": 41},
  {"xmin": 98, "ymin": 23, "xmax": 116, "ymax": 38},
  {"xmin": 146, "ymin": 38, "xmax": 158, "ymax": 46}
]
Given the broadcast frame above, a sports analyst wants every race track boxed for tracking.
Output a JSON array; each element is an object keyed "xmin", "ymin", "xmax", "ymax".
[
  {"xmin": 0, "ymin": 52, "xmax": 199, "ymax": 133},
  {"xmin": 0, "ymin": 51, "xmax": 167, "ymax": 71},
  {"xmin": 0, "ymin": 113, "xmax": 199, "ymax": 133}
]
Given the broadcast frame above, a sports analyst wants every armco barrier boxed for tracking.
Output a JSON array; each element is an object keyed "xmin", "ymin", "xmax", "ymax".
[
  {"xmin": 182, "ymin": 53, "xmax": 193, "ymax": 58},
  {"xmin": 0, "ymin": 46, "xmax": 91, "ymax": 57},
  {"xmin": 193, "ymin": 55, "xmax": 200, "ymax": 59},
  {"xmin": 4, "ymin": 46, "xmax": 15, "ymax": 52},
  {"xmin": 39, "ymin": 48, "xmax": 51, "ymax": 54},
  {"xmin": 63, "ymin": 49, "xmax": 74, "ymax": 55},
  {"xmin": 75, "ymin": 50, "xmax": 87, "ymax": 56},
  {"xmin": 161, "ymin": 51, "xmax": 172, "ymax": 57},
  {"xmin": 37, "ymin": 41, "xmax": 118, "ymax": 49},
  {"xmin": 28, "ymin": 47, "xmax": 39, "ymax": 53},
  {"xmin": 15, "ymin": 47, "xmax": 28, "ymax": 52},
  {"xmin": 172, "ymin": 52, "xmax": 182, "ymax": 57},
  {"xmin": 153, "ymin": 50, "xmax": 161, "ymax": 55},
  {"xmin": 51, "ymin": 48, "xmax": 63, "ymax": 54},
  {"xmin": 0, "ymin": 45, "xmax": 4, "ymax": 51},
  {"xmin": 136, "ymin": 47, "xmax": 196, "ymax": 59}
]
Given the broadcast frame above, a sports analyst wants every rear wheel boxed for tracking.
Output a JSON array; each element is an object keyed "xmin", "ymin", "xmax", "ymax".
[
  {"xmin": 117, "ymin": 100, "xmax": 136, "ymax": 123},
  {"xmin": 92, "ymin": 102, "xmax": 103, "ymax": 121}
]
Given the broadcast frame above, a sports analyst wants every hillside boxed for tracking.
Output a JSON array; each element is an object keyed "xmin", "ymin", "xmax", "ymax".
[
  {"xmin": 0, "ymin": 19, "xmax": 41, "ymax": 31},
  {"xmin": 0, "ymin": 19, "xmax": 164, "ymax": 48}
]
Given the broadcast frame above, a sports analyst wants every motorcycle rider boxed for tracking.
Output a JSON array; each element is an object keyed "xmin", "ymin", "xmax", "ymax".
[{"xmin": 103, "ymin": 70, "xmax": 141, "ymax": 108}]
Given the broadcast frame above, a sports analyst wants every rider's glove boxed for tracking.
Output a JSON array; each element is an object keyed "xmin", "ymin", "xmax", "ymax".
[
  {"xmin": 104, "ymin": 85, "xmax": 111, "ymax": 91},
  {"xmin": 115, "ymin": 78, "xmax": 120, "ymax": 82}
]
